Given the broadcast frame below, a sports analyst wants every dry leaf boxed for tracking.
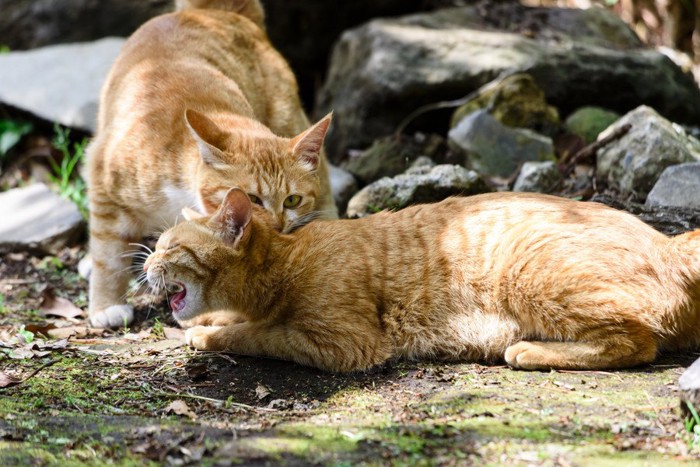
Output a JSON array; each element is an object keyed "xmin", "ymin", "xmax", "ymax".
[
  {"xmin": 164, "ymin": 399, "xmax": 196, "ymax": 419},
  {"xmin": 0, "ymin": 371, "xmax": 21, "ymax": 388},
  {"xmin": 255, "ymin": 383, "xmax": 271, "ymax": 400},
  {"xmin": 163, "ymin": 327, "xmax": 185, "ymax": 341},
  {"xmin": 24, "ymin": 323, "xmax": 57, "ymax": 338},
  {"xmin": 40, "ymin": 290, "xmax": 84, "ymax": 320}
]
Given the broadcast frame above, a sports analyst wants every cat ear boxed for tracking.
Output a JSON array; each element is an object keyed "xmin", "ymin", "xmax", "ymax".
[
  {"xmin": 181, "ymin": 207, "xmax": 204, "ymax": 221},
  {"xmin": 184, "ymin": 109, "xmax": 228, "ymax": 167},
  {"xmin": 290, "ymin": 112, "xmax": 332, "ymax": 171},
  {"xmin": 211, "ymin": 187, "xmax": 253, "ymax": 247}
]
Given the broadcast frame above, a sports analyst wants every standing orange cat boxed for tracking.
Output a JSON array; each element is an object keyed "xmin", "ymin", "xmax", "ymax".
[
  {"xmin": 86, "ymin": 0, "xmax": 337, "ymax": 328},
  {"xmin": 146, "ymin": 189, "xmax": 700, "ymax": 372}
]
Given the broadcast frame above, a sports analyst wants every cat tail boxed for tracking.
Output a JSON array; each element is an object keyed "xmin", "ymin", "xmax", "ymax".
[{"xmin": 174, "ymin": 0, "xmax": 265, "ymax": 29}]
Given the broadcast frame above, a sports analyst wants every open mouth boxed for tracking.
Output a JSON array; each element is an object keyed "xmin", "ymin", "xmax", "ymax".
[{"xmin": 166, "ymin": 281, "xmax": 187, "ymax": 314}]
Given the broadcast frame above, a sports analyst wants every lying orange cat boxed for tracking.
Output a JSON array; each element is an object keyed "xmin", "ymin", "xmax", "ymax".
[
  {"xmin": 86, "ymin": 0, "xmax": 336, "ymax": 328},
  {"xmin": 145, "ymin": 189, "xmax": 700, "ymax": 372}
]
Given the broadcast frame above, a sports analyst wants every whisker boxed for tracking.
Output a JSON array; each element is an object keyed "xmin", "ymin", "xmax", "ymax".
[{"xmin": 128, "ymin": 242, "xmax": 154, "ymax": 254}]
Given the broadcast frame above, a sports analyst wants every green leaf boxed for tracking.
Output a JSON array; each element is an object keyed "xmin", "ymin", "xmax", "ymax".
[
  {"xmin": 0, "ymin": 119, "xmax": 32, "ymax": 156},
  {"xmin": 18, "ymin": 325, "xmax": 35, "ymax": 344}
]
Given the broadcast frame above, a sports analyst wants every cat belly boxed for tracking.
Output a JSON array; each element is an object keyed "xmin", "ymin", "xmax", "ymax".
[{"xmin": 391, "ymin": 310, "xmax": 522, "ymax": 363}]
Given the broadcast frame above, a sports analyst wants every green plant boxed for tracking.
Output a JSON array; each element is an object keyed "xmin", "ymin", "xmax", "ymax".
[
  {"xmin": 685, "ymin": 401, "xmax": 700, "ymax": 449},
  {"xmin": 18, "ymin": 325, "xmax": 35, "ymax": 343},
  {"xmin": 0, "ymin": 45, "xmax": 9, "ymax": 54},
  {"xmin": 0, "ymin": 119, "xmax": 32, "ymax": 159},
  {"xmin": 152, "ymin": 318, "xmax": 165, "ymax": 339},
  {"xmin": 49, "ymin": 124, "xmax": 88, "ymax": 219}
]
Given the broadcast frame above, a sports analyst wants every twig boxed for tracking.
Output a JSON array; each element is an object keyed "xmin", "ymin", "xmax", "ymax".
[
  {"xmin": 555, "ymin": 369, "xmax": 624, "ymax": 382},
  {"xmin": 394, "ymin": 69, "xmax": 520, "ymax": 136},
  {"xmin": 1, "ymin": 359, "xmax": 59, "ymax": 389},
  {"xmin": 157, "ymin": 386, "xmax": 275, "ymax": 412},
  {"xmin": 560, "ymin": 123, "xmax": 632, "ymax": 176}
]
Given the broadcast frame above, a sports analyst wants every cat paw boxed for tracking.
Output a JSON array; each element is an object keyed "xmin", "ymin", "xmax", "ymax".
[
  {"xmin": 185, "ymin": 325, "xmax": 223, "ymax": 350},
  {"xmin": 504, "ymin": 341, "xmax": 550, "ymax": 370},
  {"xmin": 90, "ymin": 305, "xmax": 134, "ymax": 329}
]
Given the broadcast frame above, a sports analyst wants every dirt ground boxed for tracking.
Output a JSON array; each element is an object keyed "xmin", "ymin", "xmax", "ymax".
[{"xmin": 1, "ymin": 246, "xmax": 699, "ymax": 466}]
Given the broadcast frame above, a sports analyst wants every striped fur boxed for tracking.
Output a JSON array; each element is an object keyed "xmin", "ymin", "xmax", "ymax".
[
  {"xmin": 146, "ymin": 190, "xmax": 700, "ymax": 372},
  {"xmin": 85, "ymin": 0, "xmax": 337, "ymax": 328}
]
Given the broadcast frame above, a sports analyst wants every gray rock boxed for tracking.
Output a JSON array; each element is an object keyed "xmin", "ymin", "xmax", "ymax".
[
  {"xmin": 0, "ymin": 0, "xmax": 170, "ymax": 50},
  {"xmin": 680, "ymin": 357, "xmax": 700, "ymax": 420},
  {"xmin": 346, "ymin": 164, "xmax": 491, "ymax": 218},
  {"xmin": 646, "ymin": 163, "xmax": 700, "ymax": 209},
  {"xmin": 316, "ymin": 4, "xmax": 700, "ymax": 162},
  {"xmin": 513, "ymin": 161, "xmax": 562, "ymax": 193},
  {"xmin": 448, "ymin": 110, "xmax": 555, "ymax": 178},
  {"xmin": 0, "ymin": 183, "xmax": 85, "ymax": 255},
  {"xmin": 596, "ymin": 106, "xmax": 700, "ymax": 201},
  {"xmin": 328, "ymin": 164, "xmax": 358, "ymax": 215},
  {"xmin": 565, "ymin": 106, "xmax": 620, "ymax": 144},
  {"xmin": 342, "ymin": 133, "xmax": 446, "ymax": 185},
  {"xmin": 590, "ymin": 194, "xmax": 700, "ymax": 236},
  {"xmin": 0, "ymin": 38, "xmax": 124, "ymax": 132}
]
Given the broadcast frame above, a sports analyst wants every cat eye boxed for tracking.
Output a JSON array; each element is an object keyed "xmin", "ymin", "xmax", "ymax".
[
  {"xmin": 248, "ymin": 194, "xmax": 264, "ymax": 206},
  {"xmin": 284, "ymin": 194, "xmax": 302, "ymax": 208}
]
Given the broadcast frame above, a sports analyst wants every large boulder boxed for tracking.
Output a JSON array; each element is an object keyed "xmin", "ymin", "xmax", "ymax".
[
  {"xmin": 316, "ymin": 4, "xmax": 700, "ymax": 162},
  {"xmin": 0, "ymin": 183, "xmax": 85, "ymax": 255},
  {"xmin": 0, "ymin": 0, "xmax": 170, "ymax": 50},
  {"xmin": 0, "ymin": 38, "xmax": 124, "ymax": 132},
  {"xmin": 596, "ymin": 106, "xmax": 700, "ymax": 201}
]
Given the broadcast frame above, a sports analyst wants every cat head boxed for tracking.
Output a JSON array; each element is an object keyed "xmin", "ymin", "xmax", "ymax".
[
  {"xmin": 145, "ymin": 187, "xmax": 265, "ymax": 321},
  {"xmin": 185, "ymin": 109, "xmax": 332, "ymax": 233}
]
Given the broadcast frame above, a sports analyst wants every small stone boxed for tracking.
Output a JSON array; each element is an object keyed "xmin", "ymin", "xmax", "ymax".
[
  {"xmin": 565, "ymin": 106, "xmax": 620, "ymax": 143},
  {"xmin": 448, "ymin": 110, "xmax": 555, "ymax": 178},
  {"xmin": 346, "ymin": 164, "xmax": 491, "ymax": 218},
  {"xmin": 513, "ymin": 161, "xmax": 562, "ymax": 193},
  {"xmin": 680, "ymin": 357, "xmax": 700, "ymax": 419},
  {"xmin": 0, "ymin": 183, "xmax": 85, "ymax": 255},
  {"xmin": 646, "ymin": 163, "xmax": 700, "ymax": 209}
]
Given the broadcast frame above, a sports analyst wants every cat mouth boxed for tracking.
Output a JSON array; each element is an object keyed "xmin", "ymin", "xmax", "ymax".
[{"xmin": 166, "ymin": 281, "xmax": 187, "ymax": 313}]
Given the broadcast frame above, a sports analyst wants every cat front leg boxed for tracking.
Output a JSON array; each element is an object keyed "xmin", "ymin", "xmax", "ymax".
[
  {"xmin": 185, "ymin": 322, "xmax": 391, "ymax": 372},
  {"xmin": 88, "ymin": 211, "xmax": 142, "ymax": 328}
]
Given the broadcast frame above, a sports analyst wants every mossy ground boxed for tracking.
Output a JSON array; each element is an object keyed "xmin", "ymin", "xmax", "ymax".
[{"xmin": 1, "ymin": 249, "xmax": 699, "ymax": 465}]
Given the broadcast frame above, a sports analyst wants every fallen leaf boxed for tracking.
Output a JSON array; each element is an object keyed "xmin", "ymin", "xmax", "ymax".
[
  {"xmin": 164, "ymin": 400, "xmax": 196, "ymax": 420},
  {"xmin": 163, "ymin": 327, "xmax": 185, "ymax": 340},
  {"xmin": 0, "ymin": 371, "xmax": 21, "ymax": 388},
  {"xmin": 123, "ymin": 330, "xmax": 152, "ymax": 342},
  {"xmin": 24, "ymin": 323, "xmax": 57, "ymax": 338},
  {"xmin": 40, "ymin": 290, "xmax": 84, "ymax": 320},
  {"xmin": 255, "ymin": 383, "xmax": 271, "ymax": 401}
]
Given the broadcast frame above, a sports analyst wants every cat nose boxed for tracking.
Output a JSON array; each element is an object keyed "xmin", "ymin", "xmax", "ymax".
[{"xmin": 143, "ymin": 257, "xmax": 151, "ymax": 272}]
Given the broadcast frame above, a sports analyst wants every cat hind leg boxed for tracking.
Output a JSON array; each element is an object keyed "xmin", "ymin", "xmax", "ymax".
[{"xmin": 505, "ymin": 336, "xmax": 657, "ymax": 371}]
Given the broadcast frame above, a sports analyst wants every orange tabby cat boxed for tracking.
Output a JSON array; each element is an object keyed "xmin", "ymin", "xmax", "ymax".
[
  {"xmin": 86, "ymin": 0, "xmax": 337, "ymax": 328},
  {"xmin": 144, "ymin": 188, "xmax": 700, "ymax": 372}
]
